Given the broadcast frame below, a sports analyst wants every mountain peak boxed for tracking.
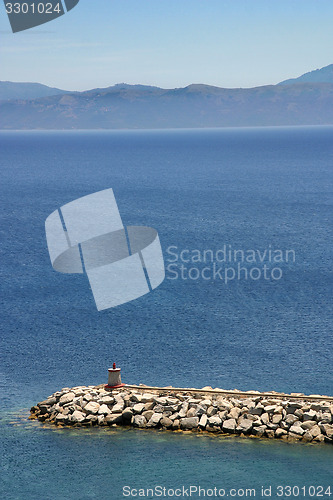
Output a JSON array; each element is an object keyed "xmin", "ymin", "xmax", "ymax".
[
  {"xmin": 113, "ymin": 83, "xmax": 161, "ymax": 90},
  {"xmin": 278, "ymin": 64, "xmax": 333, "ymax": 85},
  {"xmin": 0, "ymin": 81, "xmax": 67, "ymax": 101}
]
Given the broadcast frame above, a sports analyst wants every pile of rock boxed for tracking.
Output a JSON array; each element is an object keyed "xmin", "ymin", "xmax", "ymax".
[{"xmin": 30, "ymin": 385, "xmax": 333, "ymax": 444}]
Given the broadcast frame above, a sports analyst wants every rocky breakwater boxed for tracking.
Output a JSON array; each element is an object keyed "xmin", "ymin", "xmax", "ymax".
[{"xmin": 30, "ymin": 385, "xmax": 333, "ymax": 444}]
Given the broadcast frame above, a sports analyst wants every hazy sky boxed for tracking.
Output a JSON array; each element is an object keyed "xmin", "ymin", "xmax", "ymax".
[{"xmin": 0, "ymin": 0, "xmax": 332, "ymax": 91}]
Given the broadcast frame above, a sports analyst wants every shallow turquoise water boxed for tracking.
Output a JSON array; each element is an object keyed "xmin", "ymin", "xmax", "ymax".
[{"xmin": 2, "ymin": 409, "xmax": 333, "ymax": 500}]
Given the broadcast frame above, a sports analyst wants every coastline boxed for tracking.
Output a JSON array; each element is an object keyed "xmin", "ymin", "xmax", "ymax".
[{"xmin": 30, "ymin": 384, "xmax": 333, "ymax": 445}]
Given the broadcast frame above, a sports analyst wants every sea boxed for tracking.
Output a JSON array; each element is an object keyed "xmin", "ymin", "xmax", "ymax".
[{"xmin": 0, "ymin": 127, "xmax": 332, "ymax": 499}]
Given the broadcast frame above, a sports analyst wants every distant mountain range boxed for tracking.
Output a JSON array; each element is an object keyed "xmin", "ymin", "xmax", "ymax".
[
  {"xmin": 0, "ymin": 81, "xmax": 68, "ymax": 101},
  {"xmin": 0, "ymin": 65, "xmax": 332, "ymax": 129},
  {"xmin": 278, "ymin": 64, "xmax": 333, "ymax": 85}
]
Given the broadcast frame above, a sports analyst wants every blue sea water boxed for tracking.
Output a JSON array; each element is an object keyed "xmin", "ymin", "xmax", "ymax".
[{"xmin": 0, "ymin": 127, "xmax": 332, "ymax": 499}]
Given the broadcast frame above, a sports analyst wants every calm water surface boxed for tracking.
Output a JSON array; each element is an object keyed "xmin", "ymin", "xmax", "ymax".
[{"xmin": 1, "ymin": 127, "xmax": 332, "ymax": 499}]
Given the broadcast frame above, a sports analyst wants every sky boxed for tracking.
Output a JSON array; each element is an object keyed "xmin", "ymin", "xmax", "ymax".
[{"xmin": 0, "ymin": 0, "xmax": 333, "ymax": 91}]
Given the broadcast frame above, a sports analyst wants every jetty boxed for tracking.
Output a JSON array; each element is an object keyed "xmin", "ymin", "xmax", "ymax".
[{"xmin": 30, "ymin": 375, "xmax": 333, "ymax": 445}]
